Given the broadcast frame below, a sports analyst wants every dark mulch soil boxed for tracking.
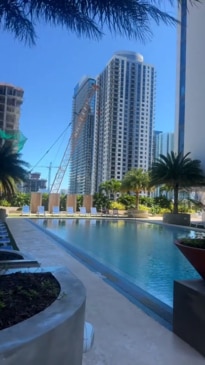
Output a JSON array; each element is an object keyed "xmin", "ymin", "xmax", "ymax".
[
  {"xmin": 0, "ymin": 272, "xmax": 60, "ymax": 330},
  {"xmin": 0, "ymin": 252, "xmax": 24, "ymax": 260}
]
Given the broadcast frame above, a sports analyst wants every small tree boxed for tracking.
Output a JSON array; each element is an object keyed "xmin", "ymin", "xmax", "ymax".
[
  {"xmin": 117, "ymin": 193, "xmax": 136, "ymax": 209},
  {"xmin": 93, "ymin": 193, "xmax": 110, "ymax": 211},
  {"xmin": 77, "ymin": 195, "xmax": 83, "ymax": 210},
  {"xmin": 150, "ymin": 151, "xmax": 205, "ymax": 214},
  {"xmin": 60, "ymin": 194, "xmax": 67, "ymax": 211},
  {"xmin": 121, "ymin": 168, "xmax": 150, "ymax": 210},
  {"xmin": 99, "ymin": 179, "xmax": 121, "ymax": 201},
  {"xmin": 42, "ymin": 193, "xmax": 49, "ymax": 211}
]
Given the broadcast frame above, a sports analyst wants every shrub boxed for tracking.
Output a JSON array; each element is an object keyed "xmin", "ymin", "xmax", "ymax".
[
  {"xmin": 153, "ymin": 196, "xmax": 172, "ymax": 209},
  {"xmin": 93, "ymin": 193, "xmax": 109, "ymax": 211},
  {"xmin": 139, "ymin": 196, "xmax": 154, "ymax": 207},
  {"xmin": 150, "ymin": 205, "xmax": 161, "ymax": 214},
  {"xmin": 117, "ymin": 194, "xmax": 135, "ymax": 209},
  {"xmin": 110, "ymin": 201, "xmax": 125, "ymax": 210},
  {"xmin": 138, "ymin": 204, "xmax": 150, "ymax": 212},
  {"xmin": 0, "ymin": 199, "xmax": 11, "ymax": 207}
]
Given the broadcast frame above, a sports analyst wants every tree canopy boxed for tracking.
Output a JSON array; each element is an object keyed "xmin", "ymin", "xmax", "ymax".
[
  {"xmin": 0, "ymin": 0, "xmax": 200, "ymax": 45},
  {"xmin": 121, "ymin": 168, "xmax": 150, "ymax": 210},
  {"xmin": 150, "ymin": 151, "xmax": 205, "ymax": 214},
  {"xmin": 0, "ymin": 144, "xmax": 29, "ymax": 195},
  {"xmin": 99, "ymin": 179, "xmax": 121, "ymax": 201}
]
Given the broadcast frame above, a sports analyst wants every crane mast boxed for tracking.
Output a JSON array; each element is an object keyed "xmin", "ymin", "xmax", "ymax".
[{"xmin": 50, "ymin": 84, "xmax": 98, "ymax": 193}]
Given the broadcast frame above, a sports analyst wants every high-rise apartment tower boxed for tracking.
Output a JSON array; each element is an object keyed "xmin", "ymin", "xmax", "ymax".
[
  {"xmin": 69, "ymin": 77, "xmax": 96, "ymax": 194},
  {"xmin": 91, "ymin": 51, "xmax": 156, "ymax": 193},
  {"xmin": 0, "ymin": 83, "xmax": 24, "ymax": 148}
]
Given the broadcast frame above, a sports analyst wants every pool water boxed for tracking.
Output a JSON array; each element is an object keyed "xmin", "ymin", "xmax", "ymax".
[{"xmin": 35, "ymin": 219, "xmax": 200, "ymax": 307}]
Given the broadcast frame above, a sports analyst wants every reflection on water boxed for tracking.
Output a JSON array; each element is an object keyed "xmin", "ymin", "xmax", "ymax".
[{"xmin": 35, "ymin": 218, "xmax": 200, "ymax": 306}]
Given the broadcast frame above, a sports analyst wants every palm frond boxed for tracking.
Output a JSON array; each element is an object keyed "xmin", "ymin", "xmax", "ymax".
[
  {"xmin": 0, "ymin": 0, "xmax": 201, "ymax": 45},
  {"xmin": 0, "ymin": 0, "xmax": 36, "ymax": 44},
  {"xmin": 0, "ymin": 144, "xmax": 29, "ymax": 195}
]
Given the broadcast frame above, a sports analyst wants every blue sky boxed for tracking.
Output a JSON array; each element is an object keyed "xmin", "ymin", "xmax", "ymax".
[{"xmin": 0, "ymin": 5, "xmax": 177, "ymax": 189}]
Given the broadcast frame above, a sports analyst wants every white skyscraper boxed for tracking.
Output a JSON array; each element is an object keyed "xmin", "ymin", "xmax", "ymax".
[
  {"xmin": 175, "ymin": 1, "xmax": 205, "ymax": 170},
  {"xmin": 69, "ymin": 52, "xmax": 156, "ymax": 194},
  {"xmin": 91, "ymin": 51, "xmax": 156, "ymax": 193}
]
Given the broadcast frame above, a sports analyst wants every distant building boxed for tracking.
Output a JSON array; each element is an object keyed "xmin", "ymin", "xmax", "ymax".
[
  {"xmin": 69, "ymin": 77, "xmax": 96, "ymax": 194},
  {"xmin": 68, "ymin": 52, "xmax": 156, "ymax": 194},
  {"xmin": 175, "ymin": 1, "xmax": 205, "ymax": 170},
  {"xmin": 23, "ymin": 172, "xmax": 47, "ymax": 193},
  {"xmin": 153, "ymin": 131, "xmax": 174, "ymax": 198},
  {"xmin": 153, "ymin": 130, "xmax": 162, "ymax": 161},
  {"xmin": 0, "ymin": 83, "xmax": 25, "ymax": 150},
  {"xmin": 92, "ymin": 51, "xmax": 156, "ymax": 193},
  {"xmin": 154, "ymin": 131, "xmax": 174, "ymax": 160}
]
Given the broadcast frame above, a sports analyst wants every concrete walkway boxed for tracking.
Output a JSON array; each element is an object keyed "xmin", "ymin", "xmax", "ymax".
[{"xmin": 6, "ymin": 218, "xmax": 205, "ymax": 365}]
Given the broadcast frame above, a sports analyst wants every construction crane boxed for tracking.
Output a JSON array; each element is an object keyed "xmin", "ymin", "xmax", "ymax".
[
  {"xmin": 50, "ymin": 84, "xmax": 99, "ymax": 193},
  {"xmin": 38, "ymin": 162, "xmax": 59, "ymax": 191}
]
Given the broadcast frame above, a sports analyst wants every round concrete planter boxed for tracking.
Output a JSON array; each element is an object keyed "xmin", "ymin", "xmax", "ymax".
[
  {"xmin": 0, "ymin": 267, "xmax": 86, "ymax": 365},
  {"xmin": 163, "ymin": 213, "xmax": 190, "ymax": 226},
  {"xmin": 127, "ymin": 209, "xmax": 149, "ymax": 218}
]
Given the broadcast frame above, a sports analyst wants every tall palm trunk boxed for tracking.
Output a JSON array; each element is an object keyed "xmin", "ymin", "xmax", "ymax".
[
  {"xmin": 173, "ymin": 184, "xmax": 179, "ymax": 214},
  {"xmin": 136, "ymin": 192, "xmax": 139, "ymax": 210}
]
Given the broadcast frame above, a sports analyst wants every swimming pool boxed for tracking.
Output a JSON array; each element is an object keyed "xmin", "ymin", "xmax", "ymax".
[{"xmin": 34, "ymin": 218, "xmax": 200, "ymax": 309}]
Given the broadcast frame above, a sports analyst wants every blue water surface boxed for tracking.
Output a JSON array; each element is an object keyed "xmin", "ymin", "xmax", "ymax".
[{"xmin": 34, "ymin": 218, "xmax": 200, "ymax": 306}]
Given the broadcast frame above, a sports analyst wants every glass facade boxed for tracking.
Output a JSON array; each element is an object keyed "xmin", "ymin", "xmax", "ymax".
[
  {"xmin": 178, "ymin": 0, "xmax": 187, "ymax": 153},
  {"xmin": 69, "ymin": 78, "xmax": 96, "ymax": 194}
]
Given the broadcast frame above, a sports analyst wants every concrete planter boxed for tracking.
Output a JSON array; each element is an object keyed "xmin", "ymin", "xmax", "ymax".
[
  {"xmin": 173, "ymin": 279, "xmax": 205, "ymax": 357},
  {"xmin": 163, "ymin": 213, "xmax": 190, "ymax": 226},
  {"xmin": 0, "ymin": 267, "xmax": 86, "ymax": 365},
  {"xmin": 127, "ymin": 209, "xmax": 149, "ymax": 218}
]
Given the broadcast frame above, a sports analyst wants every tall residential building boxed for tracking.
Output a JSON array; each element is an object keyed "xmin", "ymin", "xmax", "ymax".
[
  {"xmin": 69, "ymin": 77, "xmax": 96, "ymax": 194},
  {"xmin": 91, "ymin": 51, "xmax": 156, "ymax": 193},
  {"xmin": 154, "ymin": 131, "xmax": 174, "ymax": 160},
  {"xmin": 175, "ymin": 1, "xmax": 205, "ymax": 170},
  {"xmin": 22, "ymin": 173, "xmax": 47, "ymax": 193},
  {"xmin": 0, "ymin": 83, "xmax": 24, "ymax": 147}
]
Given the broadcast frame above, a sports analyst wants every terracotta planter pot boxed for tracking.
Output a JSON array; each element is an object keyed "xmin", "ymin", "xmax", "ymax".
[{"xmin": 175, "ymin": 240, "xmax": 205, "ymax": 280}]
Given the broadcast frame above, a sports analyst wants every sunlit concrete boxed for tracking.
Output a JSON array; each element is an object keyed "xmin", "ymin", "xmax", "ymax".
[{"xmin": 7, "ymin": 218, "xmax": 205, "ymax": 365}]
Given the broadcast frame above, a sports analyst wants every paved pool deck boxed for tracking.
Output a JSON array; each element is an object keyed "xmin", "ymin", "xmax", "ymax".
[{"xmin": 6, "ymin": 217, "xmax": 205, "ymax": 365}]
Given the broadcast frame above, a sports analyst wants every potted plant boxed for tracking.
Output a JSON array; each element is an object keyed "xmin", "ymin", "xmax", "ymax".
[
  {"xmin": 173, "ymin": 234, "xmax": 205, "ymax": 357},
  {"xmin": 175, "ymin": 235, "xmax": 205, "ymax": 280},
  {"xmin": 150, "ymin": 151, "xmax": 205, "ymax": 226}
]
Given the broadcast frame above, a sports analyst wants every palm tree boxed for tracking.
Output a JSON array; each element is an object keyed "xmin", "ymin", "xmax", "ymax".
[
  {"xmin": 99, "ymin": 179, "xmax": 121, "ymax": 200},
  {"xmin": 109, "ymin": 179, "xmax": 122, "ymax": 201},
  {"xmin": 0, "ymin": 144, "xmax": 29, "ymax": 195},
  {"xmin": 0, "ymin": 0, "xmax": 197, "ymax": 45},
  {"xmin": 99, "ymin": 181, "xmax": 110, "ymax": 197},
  {"xmin": 121, "ymin": 168, "xmax": 150, "ymax": 210},
  {"xmin": 150, "ymin": 151, "xmax": 205, "ymax": 214}
]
